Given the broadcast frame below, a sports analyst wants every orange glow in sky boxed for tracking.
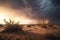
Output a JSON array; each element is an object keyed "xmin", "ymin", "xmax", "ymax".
[
  {"xmin": 14, "ymin": 17, "xmax": 32, "ymax": 24},
  {"xmin": 0, "ymin": 6, "xmax": 49, "ymax": 24},
  {"xmin": 0, "ymin": 14, "xmax": 32, "ymax": 24},
  {"xmin": 0, "ymin": 6, "xmax": 32, "ymax": 24}
]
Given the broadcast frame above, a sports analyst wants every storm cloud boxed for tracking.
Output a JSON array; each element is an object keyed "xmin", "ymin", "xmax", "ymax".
[
  {"xmin": 41, "ymin": 0, "xmax": 60, "ymax": 24},
  {"xmin": 0, "ymin": 0, "xmax": 60, "ymax": 24}
]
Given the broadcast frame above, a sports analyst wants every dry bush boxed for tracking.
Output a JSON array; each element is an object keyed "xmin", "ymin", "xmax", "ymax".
[
  {"xmin": 41, "ymin": 24, "xmax": 47, "ymax": 28},
  {"xmin": 1, "ymin": 19, "xmax": 24, "ymax": 33}
]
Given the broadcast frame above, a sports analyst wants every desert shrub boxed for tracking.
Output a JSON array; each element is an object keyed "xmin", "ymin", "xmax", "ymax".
[
  {"xmin": 27, "ymin": 25, "xmax": 32, "ymax": 28},
  {"xmin": 41, "ymin": 24, "xmax": 47, "ymax": 28},
  {"xmin": 1, "ymin": 19, "xmax": 23, "ymax": 33},
  {"xmin": 48, "ymin": 24, "xmax": 53, "ymax": 27}
]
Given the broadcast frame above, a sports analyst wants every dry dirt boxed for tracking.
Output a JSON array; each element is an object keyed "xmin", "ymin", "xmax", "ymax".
[{"xmin": 0, "ymin": 26, "xmax": 60, "ymax": 40}]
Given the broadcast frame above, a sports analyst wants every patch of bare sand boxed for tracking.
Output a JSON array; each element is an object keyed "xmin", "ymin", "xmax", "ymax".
[
  {"xmin": 0, "ymin": 26, "xmax": 60, "ymax": 40},
  {"xmin": 0, "ymin": 31, "xmax": 47, "ymax": 40}
]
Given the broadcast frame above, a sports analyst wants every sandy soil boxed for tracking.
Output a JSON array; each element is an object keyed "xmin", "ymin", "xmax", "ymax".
[{"xmin": 0, "ymin": 26, "xmax": 60, "ymax": 40}]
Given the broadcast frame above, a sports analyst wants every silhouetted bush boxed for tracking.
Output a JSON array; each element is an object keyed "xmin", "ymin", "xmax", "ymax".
[
  {"xmin": 48, "ymin": 24, "xmax": 53, "ymax": 27},
  {"xmin": 1, "ymin": 19, "xmax": 23, "ymax": 33},
  {"xmin": 41, "ymin": 24, "xmax": 47, "ymax": 28},
  {"xmin": 27, "ymin": 25, "xmax": 31, "ymax": 28}
]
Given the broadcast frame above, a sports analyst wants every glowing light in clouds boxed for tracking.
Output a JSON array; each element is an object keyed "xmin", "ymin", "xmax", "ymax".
[
  {"xmin": 14, "ymin": 17, "xmax": 32, "ymax": 24},
  {"xmin": 0, "ymin": 6, "xmax": 32, "ymax": 24},
  {"xmin": 0, "ymin": 14, "xmax": 8, "ymax": 24},
  {"xmin": 0, "ymin": 6, "xmax": 49, "ymax": 24},
  {"xmin": 0, "ymin": 14, "xmax": 32, "ymax": 24}
]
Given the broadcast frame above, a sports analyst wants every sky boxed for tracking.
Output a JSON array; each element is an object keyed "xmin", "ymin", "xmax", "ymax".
[
  {"xmin": 0, "ymin": 0, "xmax": 60, "ymax": 24},
  {"xmin": 41, "ymin": 0, "xmax": 60, "ymax": 24}
]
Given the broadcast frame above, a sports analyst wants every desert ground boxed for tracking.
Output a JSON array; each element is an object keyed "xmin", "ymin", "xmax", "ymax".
[{"xmin": 0, "ymin": 24, "xmax": 60, "ymax": 40}]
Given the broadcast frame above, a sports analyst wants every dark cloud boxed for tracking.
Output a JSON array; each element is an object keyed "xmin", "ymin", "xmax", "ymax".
[
  {"xmin": 1, "ymin": 0, "xmax": 60, "ymax": 24},
  {"xmin": 41, "ymin": 0, "xmax": 60, "ymax": 24},
  {"xmin": 50, "ymin": 0, "xmax": 60, "ymax": 5},
  {"xmin": 13, "ymin": 0, "xmax": 41, "ymax": 19}
]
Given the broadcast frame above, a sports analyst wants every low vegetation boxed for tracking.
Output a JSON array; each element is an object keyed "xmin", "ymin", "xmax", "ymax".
[
  {"xmin": 0, "ymin": 19, "xmax": 60, "ymax": 40},
  {"xmin": 1, "ymin": 19, "xmax": 23, "ymax": 33}
]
